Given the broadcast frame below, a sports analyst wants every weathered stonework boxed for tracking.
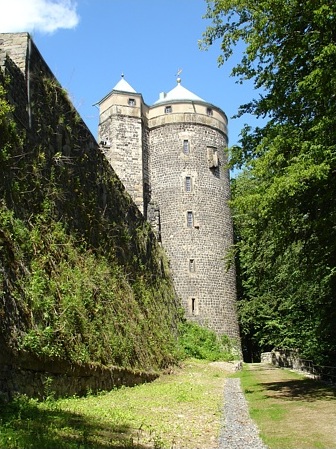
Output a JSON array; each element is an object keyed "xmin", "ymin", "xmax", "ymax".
[
  {"xmin": 99, "ymin": 91, "xmax": 147, "ymax": 214},
  {"xmin": 0, "ymin": 33, "xmax": 180, "ymax": 399},
  {"xmin": 0, "ymin": 350, "xmax": 158, "ymax": 401},
  {"xmin": 98, "ymin": 80, "xmax": 241, "ymax": 340},
  {"xmin": 0, "ymin": 31, "xmax": 240, "ymax": 350}
]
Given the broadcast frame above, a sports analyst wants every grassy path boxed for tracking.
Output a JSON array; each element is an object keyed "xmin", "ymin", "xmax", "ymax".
[
  {"xmin": 239, "ymin": 363, "xmax": 336, "ymax": 449},
  {"xmin": 1, "ymin": 360, "xmax": 335, "ymax": 448},
  {"xmin": 0, "ymin": 360, "xmax": 231, "ymax": 449}
]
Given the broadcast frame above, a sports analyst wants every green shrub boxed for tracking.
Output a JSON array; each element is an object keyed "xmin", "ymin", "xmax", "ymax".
[{"xmin": 178, "ymin": 321, "xmax": 234, "ymax": 361}]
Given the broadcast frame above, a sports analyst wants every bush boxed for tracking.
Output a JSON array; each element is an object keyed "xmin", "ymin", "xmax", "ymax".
[{"xmin": 178, "ymin": 321, "xmax": 234, "ymax": 361}]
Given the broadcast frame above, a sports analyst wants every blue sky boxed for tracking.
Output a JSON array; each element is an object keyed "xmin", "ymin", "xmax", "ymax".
[{"xmin": 0, "ymin": 0, "xmax": 263, "ymax": 146}]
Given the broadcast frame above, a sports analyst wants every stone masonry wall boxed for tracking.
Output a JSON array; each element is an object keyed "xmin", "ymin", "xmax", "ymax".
[
  {"xmin": 0, "ymin": 33, "xmax": 179, "ymax": 399},
  {"xmin": 0, "ymin": 350, "xmax": 158, "ymax": 401},
  {"xmin": 148, "ymin": 119, "xmax": 240, "ymax": 339},
  {"xmin": 0, "ymin": 32, "xmax": 28, "ymax": 73},
  {"xmin": 99, "ymin": 98, "xmax": 145, "ymax": 214},
  {"xmin": 96, "ymin": 73, "xmax": 240, "ymax": 344},
  {"xmin": 0, "ymin": 33, "xmax": 29, "ymax": 128}
]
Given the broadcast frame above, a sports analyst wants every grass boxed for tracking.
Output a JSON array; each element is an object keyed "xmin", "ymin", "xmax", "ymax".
[
  {"xmin": 238, "ymin": 363, "xmax": 336, "ymax": 449},
  {"xmin": 2, "ymin": 360, "xmax": 335, "ymax": 449},
  {"xmin": 0, "ymin": 359, "xmax": 232, "ymax": 449}
]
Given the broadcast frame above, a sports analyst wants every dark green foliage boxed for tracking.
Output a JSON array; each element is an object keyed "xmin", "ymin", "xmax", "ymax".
[
  {"xmin": 178, "ymin": 321, "xmax": 235, "ymax": 361},
  {"xmin": 202, "ymin": 0, "xmax": 336, "ymax": 364}
]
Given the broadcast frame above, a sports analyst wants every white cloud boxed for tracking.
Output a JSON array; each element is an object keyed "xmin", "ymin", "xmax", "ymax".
[{"xmin": 0, "ymin": 0, "xmax": 80, "ymax": 34}]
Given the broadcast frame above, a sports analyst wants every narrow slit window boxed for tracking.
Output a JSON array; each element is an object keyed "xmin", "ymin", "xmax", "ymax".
[
  {"xmin": 189, "ymin": 258, "xmax": 195, "ymax": 272},
  {"xmin": 191, "ymin": 298, "xmax": 196, "ymax": 315},
  {"xmin": 187, "ymin": 211, "xmax": 193, "ymax": 228},
  {"xmin": 185, "ymin": 176, "xmax": 192, "ymax": 192},
  {"xmin": 183, "ymin": 140, "xmax": 189, "ymax": 155}
]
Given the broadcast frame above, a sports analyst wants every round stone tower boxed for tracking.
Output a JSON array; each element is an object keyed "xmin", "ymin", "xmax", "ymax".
[
  {"xmin": 98, "ymin": 75, "xmax": 240, "ymax": 341},
  {"xmin": 147, "ymin": 77, "xmax": 240, "ymax": 339}
]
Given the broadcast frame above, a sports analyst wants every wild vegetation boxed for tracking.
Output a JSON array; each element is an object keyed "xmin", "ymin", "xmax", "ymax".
[
  {"xmin": 0, "ymin": 67, "xmax": 181, "ymax": 370},
  {"xmin": 178, "ymin": 321, "xmax": 237, "ymax": 361},
  {"xmin": 202, "ymin": 0, "xmax": 336, "ymax": 364},
  {"xmin": 1, "ymin": 205, "xmax": 181, "ymax": 368}
]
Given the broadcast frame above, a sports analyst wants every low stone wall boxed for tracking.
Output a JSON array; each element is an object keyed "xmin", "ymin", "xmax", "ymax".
[
  {"xmin": 261, "ymin": 349, "xmax": 307, "ymax": 370},
  {"xmin": 261, "ymin": 350, "xmax": 336, "ymax": 383},
  {"xmin": 262, "ymin": 349, "xmax": 308, "ymax": 371},
  {"xmin": 260, "ymin": 352, "xmax": 272, "ymax": 364},
  {"xmin": 0, "ymin": 351, "xmax": 158, "ymax": 401}
]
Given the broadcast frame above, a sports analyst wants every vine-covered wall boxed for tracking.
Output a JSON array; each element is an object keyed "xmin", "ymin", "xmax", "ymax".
[{"xmin": 0, "ymin": 33, "xmax": 181, "ymax": 399}]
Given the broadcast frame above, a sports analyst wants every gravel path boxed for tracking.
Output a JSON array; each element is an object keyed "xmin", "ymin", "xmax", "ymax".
[{"xmin": 218, "ymin": 377, "xmax": 269, "ymax": 449}]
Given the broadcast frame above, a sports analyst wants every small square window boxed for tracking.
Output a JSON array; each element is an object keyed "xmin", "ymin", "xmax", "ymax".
[
  {"xmin": 187, "ymin": 211, "xmax": 193, "ymax": 227},
  {"xmin": 165, "ymin": 105, "xmax": 172, "ymax": 113},
  {"xmin": 185, "ymin": 176, "xmax": 192, "ymax": 192},
  {"xmin": 128, "ymin": 98, "xmax": 136, "ymax": 106},
  {"xmin": 183, "ymin": 140, "xmax": 189, "ymax": 155}
]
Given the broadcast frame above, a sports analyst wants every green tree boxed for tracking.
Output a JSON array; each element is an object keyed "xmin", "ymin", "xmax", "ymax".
[{"xmin": 202, "ymin": 0, "xmax": 336, "ymax": 364}]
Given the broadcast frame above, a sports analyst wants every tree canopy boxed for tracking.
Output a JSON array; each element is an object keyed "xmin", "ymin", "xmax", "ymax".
[{"xmin": 202, "ymin": 0, "xmax": 336, "ymax": 364}]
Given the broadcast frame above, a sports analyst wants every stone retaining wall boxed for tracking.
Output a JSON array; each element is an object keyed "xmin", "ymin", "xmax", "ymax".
[
  {"xmin": 0, "ymin": 351, "xmax": 158, "ymax": 401},
  {"xmin": 0, "ymin": 32, "xmax": 176, "ymax": 401}
]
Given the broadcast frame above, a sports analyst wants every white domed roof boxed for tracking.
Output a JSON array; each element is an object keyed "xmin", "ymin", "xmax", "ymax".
[{"xmin": 154, "ymin": 78, "xmax": 204, "ymax": 104}]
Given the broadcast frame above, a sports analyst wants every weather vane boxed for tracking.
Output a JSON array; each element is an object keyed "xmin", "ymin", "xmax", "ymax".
[{"xmin": 176, "ymin": 68, "xmax": 182, "ymax": 83}]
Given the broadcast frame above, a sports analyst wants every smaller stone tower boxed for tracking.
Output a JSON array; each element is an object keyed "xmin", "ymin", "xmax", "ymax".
[{"xmin": 98, "ymin": 75, "xmax": 148, "ymax": 214}]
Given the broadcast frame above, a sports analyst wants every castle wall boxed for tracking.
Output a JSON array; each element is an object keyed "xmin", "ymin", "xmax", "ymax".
[
  {"xmin": 0, "ymin": 32, "xmax": 28, "ymax": 73},
  {"xmin": 0, "ymin": 33, "xmax": 181, "ymax": 399}
]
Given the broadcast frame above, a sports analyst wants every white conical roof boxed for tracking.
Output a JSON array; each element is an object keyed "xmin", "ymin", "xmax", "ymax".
[
  {"xmin": 112, "ymin": 75, "xmax": 136, "ymax": 93},
  {"xmin": 154, "ymin": 78, "xmax": 204, "ymax": 104}
]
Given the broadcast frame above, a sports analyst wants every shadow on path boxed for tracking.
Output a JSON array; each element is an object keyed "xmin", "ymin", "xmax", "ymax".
[
  {"xmin": 0, "ymin": 395, "xmax": 148, "ymax": 449},
  {"xmin": 247, "ymin": 363, "xmax": 336, "ymax": 402}
]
